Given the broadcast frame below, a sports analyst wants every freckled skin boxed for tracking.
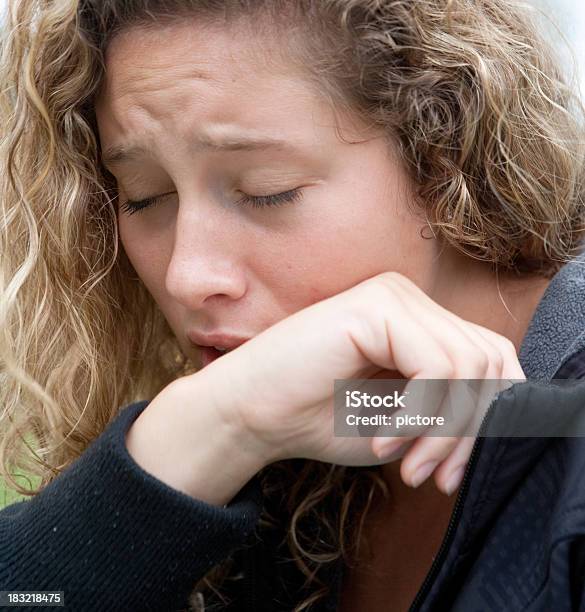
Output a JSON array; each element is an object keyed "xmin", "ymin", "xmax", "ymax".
[
  {"xmin": 95, "ymin": 21, "xmax": 553, "ymax": 610},
  {"xmin": 94, "ymin": 18, "xmax": 550, "ymax": 360}
]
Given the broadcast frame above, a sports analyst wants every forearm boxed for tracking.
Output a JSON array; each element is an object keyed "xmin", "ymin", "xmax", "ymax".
[
  {"xmin": 0, "ymin": 400, "xmax": 264, "ymax": 611},
  {"xmin": 125, "ymin": 373, "xmax": 272, "ymax": 506}
]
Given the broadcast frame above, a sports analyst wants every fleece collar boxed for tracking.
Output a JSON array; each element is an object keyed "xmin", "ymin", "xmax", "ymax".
[{"xmin": 519, "ymin": 251, "xmax": 585, "ymax": 380}]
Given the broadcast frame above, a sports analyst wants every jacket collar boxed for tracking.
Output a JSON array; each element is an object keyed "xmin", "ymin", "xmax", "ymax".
[
  {"xmin": 519, "ymin": 251, "xmax": 585, "ymax": 379},
  {"xmin": 330, "ymin": 252, "xmax": 585, "ymax": 611}
]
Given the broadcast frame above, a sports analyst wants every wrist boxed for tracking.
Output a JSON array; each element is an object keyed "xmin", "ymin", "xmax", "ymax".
[
  {"xmin": 126, "ymin": 373, "xmax": 273, "ymax": 506},
  {"xmin": 179, "ymin": 367, "xmax": 281, "ymax": 464}
]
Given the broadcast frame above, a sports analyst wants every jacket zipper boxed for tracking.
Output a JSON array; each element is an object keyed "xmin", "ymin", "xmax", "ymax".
[
  {"xmin": 238, "ymin": 354, "xmax": 581, "ymax": 611},
  {"xmin": 241, "ymin": 390, "xmax": 505, "ymax": 611},
  {"xmin": 408, "ymin": 354, "xmax": 582, "ymax": 612},
  {"xmin": 408, "ymin": 396, "xmax": 498, "ymax": 612}
]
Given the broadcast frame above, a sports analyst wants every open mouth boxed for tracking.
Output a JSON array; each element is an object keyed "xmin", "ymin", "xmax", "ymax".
[
  {"xmin": 199, "ymin": 345, "xmax": 235, "ymax": 367},
  {"xmin": 212, "ymin": 346, "xmax": 234, "ymax": 354}
]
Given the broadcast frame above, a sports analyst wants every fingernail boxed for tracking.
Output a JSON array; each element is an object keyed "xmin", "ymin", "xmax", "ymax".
[
  {"xmin": 444, "ymin": 466, "xmax": 465, "ymax": 496},
  {"xmin": 375, "ymin": 439, "xmax": 404, "ymax": 460},
  {"xmin": 410, "ymin": 460, "xmax": 438, "ymax": 488}
]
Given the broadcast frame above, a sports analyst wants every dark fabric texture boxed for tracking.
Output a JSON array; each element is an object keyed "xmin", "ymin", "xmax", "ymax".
[
  {"xmin": 2, "ymin": 254, "xmax": 585, "ymax": 611},
  {"xmin": 0, "ymin": 401, "xmax": 264, "ymax": 611},
  {"xmin": 519, "ymin": 254, "xmax": 585, "ymax": 380}
]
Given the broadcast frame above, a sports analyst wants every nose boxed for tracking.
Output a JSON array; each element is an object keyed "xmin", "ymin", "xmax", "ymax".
[{"xmin": 164, "ymin": 202, "xmax": 247, "ymax": 310}]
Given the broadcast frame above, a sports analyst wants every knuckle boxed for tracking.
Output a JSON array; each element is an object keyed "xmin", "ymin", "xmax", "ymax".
[
  {"xmin": 500, "ymin": 336, "xmax": 518, "ymax": 358},
  {"xmin": 372, "ymin": 272, "xmax": 399, "ymax": 292},
  {"xmin": 455, "ymin": 347, "xmax": 487, "ymax": 375},
  {"xmin": 436, "ymin": 358, "xmax": 455, "ymax": 379},
  {"xmin": 486, "ymin": 331, "xmax": 517, "ymax": 357},
  {"xmin": 474, "ymin": 349, "xmax": 490, "ymax": 372},
  {"xmin": 378, "ymin": 270, "xmax": 403, "ymax": 284},
  {"xmin": 365, "ymin": 274, "xmax": 401, "ymax": 304},
  {"xmin": 472, "ymin": 344, "xmax": 501, "ymax": 374},
  {"xmin": 358, "ymin": 280, "xmax": 390, "ymax": 310},
  {"xmin": 488, "ymin": 349, "xmax": 505, "ymax": 372}
]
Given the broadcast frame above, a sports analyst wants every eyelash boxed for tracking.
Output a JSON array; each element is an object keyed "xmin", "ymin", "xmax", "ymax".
[{"xmin": 119, "ymin": 188, "xmax": 303, "ymax": 216}]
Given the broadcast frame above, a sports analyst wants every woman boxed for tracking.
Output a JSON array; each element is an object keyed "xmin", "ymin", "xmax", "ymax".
[{"xmin": 1, "ymin": 1, "xmax": 585, "ymax": 611}]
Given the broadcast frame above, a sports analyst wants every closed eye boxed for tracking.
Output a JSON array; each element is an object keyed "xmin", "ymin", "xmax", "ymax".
[
  {"xmin": 236, "ymin": 188, "xmax": 303, "ymax": 209},
  {"xmin": 119, "ymin": 188, "xmax": 303, "ymax": 216}
]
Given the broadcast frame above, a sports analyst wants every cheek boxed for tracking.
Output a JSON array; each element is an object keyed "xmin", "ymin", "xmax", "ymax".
[
  {"xmin": 118, "ymin": 215, "xmax": 143, "ymax": 271},
  {"xmin": 283, "ymin": 180, "xmax": 423, "ymax": 283},
  {"xmin": 118, "ymin": 215, "xmax": 169, "ymax": 301},
  {"xmin": 263, "ymin": 173, "xmax": 432, "ymax": 315}
]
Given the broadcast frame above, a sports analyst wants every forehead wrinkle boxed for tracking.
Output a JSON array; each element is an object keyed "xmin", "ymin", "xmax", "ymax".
[
  {"xmin": 96, "ymin": 17, "xmax": 371, "ymax": 176},
  {"xmin": 97, "ymin": 25, "xmax": 303, "ymax": 148},
  {"xmin": 101, "ymin": 13, "xmax": 310, "ymax": 99},
  {"xmin": 102, "ymin": 132, "xmax": 309, "ymax": 170},
  {"xmin": 101, "ymin": 64, "xmax": 215, "ymax": 114}
]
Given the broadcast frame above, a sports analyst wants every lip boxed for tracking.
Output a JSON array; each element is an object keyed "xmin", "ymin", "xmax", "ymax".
[{"xmin": 186, "ymin": 330, "xmax": 251, "ymax": 351}]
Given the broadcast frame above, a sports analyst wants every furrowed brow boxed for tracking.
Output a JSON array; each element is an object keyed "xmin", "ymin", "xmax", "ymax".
[{"xmin": 101, "ymin": 133, "xmax": 300, "ymax": 169}]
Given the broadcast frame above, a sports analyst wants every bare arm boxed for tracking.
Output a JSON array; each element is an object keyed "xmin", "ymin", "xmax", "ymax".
[
  {"xmin": 125, "ymin": 371, "xmax": 275, "ymax": 506},
  {"xmin": 0, "ymin": 399, "xmax": 264, "ymax": 611}
]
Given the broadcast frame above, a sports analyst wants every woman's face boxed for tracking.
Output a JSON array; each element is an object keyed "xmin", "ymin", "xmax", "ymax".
[{"xmin": 95, "ymin": 19, "xmax": 439, "ymax": 363}]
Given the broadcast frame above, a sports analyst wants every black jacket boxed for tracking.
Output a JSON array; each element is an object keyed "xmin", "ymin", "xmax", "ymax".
[{"xmin": 2, "ymin": 256, "xmax": 585, "ymax": 612}]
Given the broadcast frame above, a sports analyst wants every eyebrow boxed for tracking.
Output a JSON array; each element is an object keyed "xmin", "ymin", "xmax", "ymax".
[{"xmin": 101, "ymin": 133, "xmax": 303, "ymax": 169}]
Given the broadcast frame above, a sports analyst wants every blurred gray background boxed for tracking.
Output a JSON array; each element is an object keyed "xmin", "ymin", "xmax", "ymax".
[{"xmin": 531, "ymin": 0, "xmax": 585, "ymax": 100}]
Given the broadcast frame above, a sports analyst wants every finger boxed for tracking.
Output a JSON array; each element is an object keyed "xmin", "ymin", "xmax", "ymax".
[
  {"xmin": 390, "ymin": 274, "xmax": 522, "ymax": 381},
  {"xmin": 432, "ymin": 435, "xmax": 476, "ymax": 495},
  {"xmin": 396, "ymin": 375, "xmax": 502, "ymax": 488},
  {"xmin": 371, "ymin": 436, "xmax": 416, "ymax": 462},
  {"xmin": 362, "ymin": 283, "xmax": 456, "ymax": 378},
  {"xmin": 466, "ymin": 323, "xmax": 525, "ymax": 379},
  {"xmin": 396, "ymin": 378, "xmax": 479, "ymax": 486},
  {"xmin": 388, "ymin": 376, "xmax": 484, "ymax": 443},
  {"xmin": 384, "ymin": 378, "xmax": 451, "ymax": 439},
  {"xmin": 389, "ymin": 277, "xmax": 503, "ymax": 379},
  {"xmin": 399, "ymin": 435, "xmax": 461, "ymax": 488},
  {"xmin": 372, "ymin": 379, "xmax": 474, "ymax": 459}
]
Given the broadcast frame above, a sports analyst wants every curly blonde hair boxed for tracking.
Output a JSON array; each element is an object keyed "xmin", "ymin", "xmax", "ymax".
[{"xmin": 1, "ymin": 0, "xmax": 584, "ymax": 610}]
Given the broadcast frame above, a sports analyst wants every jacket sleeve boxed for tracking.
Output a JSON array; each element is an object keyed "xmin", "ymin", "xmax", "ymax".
[{"xmin": 0, "ymin": 400, "xmax": 264, "ymax": 612}]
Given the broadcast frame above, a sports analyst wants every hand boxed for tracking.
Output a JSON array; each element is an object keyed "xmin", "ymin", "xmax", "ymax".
[{"xmin": 197, "ymin": 271, "xmax": 525, "ymax": 494}]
